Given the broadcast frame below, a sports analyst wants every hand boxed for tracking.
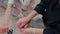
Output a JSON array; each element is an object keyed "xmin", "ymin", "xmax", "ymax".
[
  {"xmin": 0, "ymin": 18, "xmax": 9, "ymax": 33},
  {"xmin": 0, "ymin": 26, "xmax": 9, "ymax": 33},
  {"xmin": 16, "ymin": 17, "xmax": 30, "ymax": 29}
]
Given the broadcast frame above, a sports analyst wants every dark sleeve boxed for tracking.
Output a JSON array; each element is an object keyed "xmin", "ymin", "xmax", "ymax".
[{"xmin": 34, "ymin": 0, "xmax": 47, "ymax": 14}]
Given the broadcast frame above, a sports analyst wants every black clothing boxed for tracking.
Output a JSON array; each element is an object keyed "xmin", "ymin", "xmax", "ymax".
[
  {"xmin": 34, "ymin": 0, "xmax": 60, "ymax": 34},
  {"xmin": 43, "ymin": 27, "xmax": 60, "ymax": 34}
]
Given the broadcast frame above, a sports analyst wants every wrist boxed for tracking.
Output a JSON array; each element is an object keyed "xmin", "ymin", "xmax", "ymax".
[{"xmin": 27, "ymin": 10, "xmax": 38, "ymax": 20}]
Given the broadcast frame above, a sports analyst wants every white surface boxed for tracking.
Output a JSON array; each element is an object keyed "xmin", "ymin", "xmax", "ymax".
[{"xmin": 8, "ymin": 0, "xmax": 14, "ymax": 4}]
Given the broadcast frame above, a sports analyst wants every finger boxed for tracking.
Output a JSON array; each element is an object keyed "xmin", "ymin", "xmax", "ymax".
[
  {"xmin": 20, "ymin": 24, "xmax": 25, "ymax": 28},
  {"xmin": 24, "ymin": 24, "xmax": 28, "ymax": 28},
  {"xmin": 16, "ymin": 22, "xmax": 21, "ymax": 29}
]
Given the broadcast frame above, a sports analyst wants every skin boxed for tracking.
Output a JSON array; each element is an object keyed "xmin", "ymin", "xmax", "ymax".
[
  {"xmin": 15, "ymin": 0, "xmax": 35, "ymax": 18},
  {"xmin": 20, "ymin": 28, "xmax": 43, "ymax": 34},
  {"xmin": 27, "ymin": 0, "xmax": 35, "ymax": 13},
  {"xmin": 0, "ymin": 3, "xmax": 13, "ymax": 34},
  {"xmin": 15, "ymin": 0, "xmax": 24, "ymax": 18},
  {"xmin": 16, "ymin": 10, "xmax": 38, "ymax": 28},
  {"xmin": 16, "ymin": 9, "xmax": 44, "ymax": 34}
]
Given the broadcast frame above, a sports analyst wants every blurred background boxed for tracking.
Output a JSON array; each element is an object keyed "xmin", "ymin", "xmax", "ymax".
[{"xmin": 0, "ymin": 0, "xmax": 44, "ymax": 34}]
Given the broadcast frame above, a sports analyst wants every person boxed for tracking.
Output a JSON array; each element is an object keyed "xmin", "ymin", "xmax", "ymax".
[
  {"xmin": 0, "ymin": 0, "xmax": 14, "ymax": 34},
  {"xmin": 16, "ymin": 0, "xmax": 60, "ymax": 34}
]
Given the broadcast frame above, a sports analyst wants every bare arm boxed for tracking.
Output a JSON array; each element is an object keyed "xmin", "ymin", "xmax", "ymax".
[
  {"xmin": 16, "ymin": 10, "xmax": 38, "ymax": 28},
  {"xmin": 0, "ymin": 0, "xmax": 14, "ymax": 33},
  {"xmin": 27, "ymin": 0, "xmax": 35, "ymax": 13},
  {"xmin": 20, "ymin": 28, "xmax": 43, "ymax": 34},
  {"xmin": 4, "ymin": 4, "xmax": 13, "ymax": 24},
  {"xmin": 15, "ymin": 0, "xmax": 24, "ymax": 18},
  {"xmin": 26, "ymin": 10, "xmax": 38, "ymax": 21},
  {"xmin": 15, "ymin": 0, "xmax": 22, "ymax": 14},
  {"xmin": 30, "ymin": 0, "xmax": 35, "ymax": 8},
  {"xmin": 3, "ymin": 0, "xmax": 14, "ymax": 27}
]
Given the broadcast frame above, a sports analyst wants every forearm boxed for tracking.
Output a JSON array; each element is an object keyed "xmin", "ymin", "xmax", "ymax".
[
  {"xmin": 15, "ymin": 0, "xmax": 22, "ymax": 14},
  {"xmin": 2, "ymin": 0, "xmax": 14, "ymax": 27},
  {"xmin": 26, "ymin": 10, "xmax": 38, "ymax": 22},
  {"xmin": 34, "ymin": 28, "xmax": 43, "ymax": 34},
  {"xmin": 30, "ymin": 0, "xmax": 35, "ymax": 7},
  {"xmin": 3, "ymin": 4, "xmax": 13, "ymax": 24},
  {"xmin": 28, "ymin": 0, "xmax": 35, "ymax": 13},
  {"xmin": 15, "ymin": 0, "xmax": 24, "ymax": 18},
  {"xmin": 0, "ymin": 0, "xmax": 14, "ymax": 33},
  {"xmin": 4, "ymin": 0, "xmax": 14, "ymax": 22}
]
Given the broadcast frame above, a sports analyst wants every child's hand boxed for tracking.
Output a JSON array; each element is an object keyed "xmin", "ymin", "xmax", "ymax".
[
  {"xmin": 16, "ymin": 17, "xmax": 30, "ymax": 29},
  {"xmin": 0, "ymin": 18, "xmax": 9, "ymax": 33}
]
